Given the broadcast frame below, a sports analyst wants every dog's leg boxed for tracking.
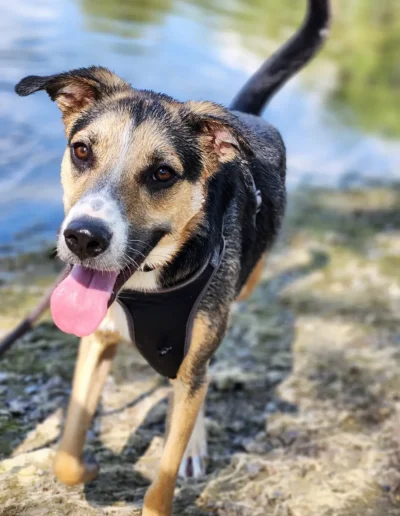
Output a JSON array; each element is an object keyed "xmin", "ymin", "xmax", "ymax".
[
  {"xmin": 237, "ymin": 256, "xmax": 265, "ymax": 301},
  {"xmin": 143, "ymin": 378, "xmax": 208, "ymax": 515},
  {"xmin": 53, "ymin": 331, "xmax": 119, "ymax": 485},
  {"xmin": 142, "ymin": 315, "xmax": 214, "ymax": 516},
  {"xmin": 178, "ymin": 401, "xmax": 207, "ymax": 478}
]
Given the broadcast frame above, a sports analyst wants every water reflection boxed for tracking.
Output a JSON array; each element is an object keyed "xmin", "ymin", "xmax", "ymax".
[
  {"xmin": 0, "ymin": 0, "xmax": 399, "ymax": 251},
  {"xmin": 82, "ymin": 0, "xmax": 173, "ymax": 38},
  {"xmin": 328, "ymin": 0, "xmax": 400, "ymax": 138}
]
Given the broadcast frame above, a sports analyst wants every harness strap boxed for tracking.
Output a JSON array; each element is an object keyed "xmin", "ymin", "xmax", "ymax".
[
  {"xmin": 248, "ymin": 173, "xmax": 262, "ymax": 214},
  {"xmin": 117, "ymin": 240, "xmax": 225, "ymax": 378}
]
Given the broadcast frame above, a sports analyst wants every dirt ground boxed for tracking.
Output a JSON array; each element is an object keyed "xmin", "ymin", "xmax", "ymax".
[{"xmin": 1, "ymin": 187, "xmax": 400, "ymax": 516}]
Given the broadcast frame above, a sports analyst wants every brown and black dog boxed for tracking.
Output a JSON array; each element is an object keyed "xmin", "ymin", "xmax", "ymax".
[{"xmin": 13, "ymin": 1, "xmax": 330, "ymax": 514}]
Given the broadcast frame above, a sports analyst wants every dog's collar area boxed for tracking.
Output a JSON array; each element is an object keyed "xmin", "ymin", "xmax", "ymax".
[
  {"xmin": 139, "ymin": 243, "xmax": 221, "ymax": 295},
  {"xmin": 117, "ymin": 238, "xmax": 225, "ymax": 378}
]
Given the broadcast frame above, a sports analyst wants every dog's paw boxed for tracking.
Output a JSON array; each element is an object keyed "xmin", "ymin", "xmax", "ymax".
[
  {"xmin": 179, "ymin": 454, "xmax": 206, "ymax": 478},
  {"xmin": 178, "ymin": 410, "xmax": 207, "ymax": 479}
]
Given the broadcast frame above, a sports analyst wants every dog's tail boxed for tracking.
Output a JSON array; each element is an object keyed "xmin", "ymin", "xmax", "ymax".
[{"xmin": 230, "ymin": 0, "xmax": 331, "ymax": 115}]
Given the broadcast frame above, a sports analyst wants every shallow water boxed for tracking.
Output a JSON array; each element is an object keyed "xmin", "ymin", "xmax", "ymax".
[{"xmin": 1, "ymin": 0, "xmax": 399, "ymax": 251}]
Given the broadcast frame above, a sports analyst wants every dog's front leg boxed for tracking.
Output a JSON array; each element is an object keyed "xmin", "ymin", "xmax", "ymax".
[
  {"xmin": 142, "ymin": 314, "xmax": 215, "ymax": 516},
  {"xmin": 143, "ymin": 378, "xmax": 208, "ymax": 516},
  {"xmin": 178, "ymin": 401, "xmax": 207, "ymax": 478},
  {"xmin": 53, "ymin": 331, "xmax": 119, "ymax": 485}
]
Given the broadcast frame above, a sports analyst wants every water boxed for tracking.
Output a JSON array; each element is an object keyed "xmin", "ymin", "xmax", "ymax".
[{"xmin": 1, "ymin": 0, "xmax": 399, "ymax": 251}]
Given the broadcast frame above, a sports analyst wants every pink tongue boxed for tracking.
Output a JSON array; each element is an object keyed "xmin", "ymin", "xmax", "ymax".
[{"xmin": 50, "ymin": 265, "xmax": 118, "ymax": 337}]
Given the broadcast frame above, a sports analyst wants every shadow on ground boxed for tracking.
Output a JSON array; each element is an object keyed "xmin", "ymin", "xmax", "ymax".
[{"xmin": 2, "ymin": 186, "xmax": 400, "ymax": 515}]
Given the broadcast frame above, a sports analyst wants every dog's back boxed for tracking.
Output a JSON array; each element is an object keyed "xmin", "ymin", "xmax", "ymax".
[{"xmin": 225, "ymin": 0, "xmax": 330, "ymax": 286}]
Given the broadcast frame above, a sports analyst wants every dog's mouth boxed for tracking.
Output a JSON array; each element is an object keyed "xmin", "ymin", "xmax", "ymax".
[{"xmin": 50, "ymin": 263, "xmax": 137, "ymax": 338}]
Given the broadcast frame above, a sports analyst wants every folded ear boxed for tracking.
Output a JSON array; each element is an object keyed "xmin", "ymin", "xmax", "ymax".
[
  {"xmin": 15, "ymin": 66, "xmax": 131, "ymax": 127},
  {"xmin": 184, "ymin": 101, "xmax": 253, "ymax": 168}
]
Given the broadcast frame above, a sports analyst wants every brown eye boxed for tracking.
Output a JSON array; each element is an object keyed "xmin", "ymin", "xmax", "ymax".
[
  {"xmin": 153, "ymin": 166, "xmax": 175, "ymax": 183},
  {"xmin": 73, "ymin": 142, "xmax": 90, "ymax": 161}
]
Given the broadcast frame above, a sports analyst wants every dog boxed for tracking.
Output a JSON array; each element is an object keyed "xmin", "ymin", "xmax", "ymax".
[{"xmin": 14, "ymin": 1, "xmax": 330, "ymax": 514}]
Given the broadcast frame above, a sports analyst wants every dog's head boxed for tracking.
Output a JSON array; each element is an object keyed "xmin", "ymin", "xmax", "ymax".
[{"xmin": 15, "ymin": 67, "xmax": 251, "ymax": 336}]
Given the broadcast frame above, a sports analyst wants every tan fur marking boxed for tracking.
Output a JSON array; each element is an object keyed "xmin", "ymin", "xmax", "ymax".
[
  {"xmin": 185, "ymin": 100, "xmax": 226, "ymax": 118},
  {"xmin": 237, "ymin": 256, "xmax": 265, "ymax": 301},
  {"xmin": 60, "ymin": 92, "xmax": 214, "ymax": 276},
  {"xmin": 55, "ymin": 69, "xmax": 131, "ymax": 132},
  {"xmin": 53, "ymin": 331, "xmax": 119, "ymax": 485},
  {"xmin": 142, "ymin": 382, "xmax": 208, "ymax": 516},
  {"xmin": 186, "ymin": 100, "xmax": 246, "ymax": 167},
  {"xmin": 142, "ymin": 314, "xmax": 210, "ymax": 515},
  {"xmin": 179, "ymin": 314, "xmax": 210, "ymax": 383},
  {"xmin": 161, "ymin": 99, "xmax": 185, "ymax": 119},
  {"xmin": 128, "ymin": 118, "xmax": 183, "ymax": 177},
  {"xmin": 62, "ymin": 110, "xmax": 134, "ymax": 209}
]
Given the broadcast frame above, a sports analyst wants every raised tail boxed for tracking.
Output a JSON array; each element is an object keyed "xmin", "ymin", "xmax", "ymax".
[{"xmin": 230, "ymin": 0, "xmax": 331, "ymax": 115}]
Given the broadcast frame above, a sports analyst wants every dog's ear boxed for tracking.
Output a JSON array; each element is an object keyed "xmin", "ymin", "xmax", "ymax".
[
  {"xmin": 184, "ymin": 101, "xmax": 253, "ymax": 168},
  {"xmin": 15, "ymin": 66, "xmax": 130, "ymax": 127}
]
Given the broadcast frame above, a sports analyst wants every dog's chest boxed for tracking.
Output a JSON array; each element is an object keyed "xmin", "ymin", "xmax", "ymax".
[
  {"xmin": 117, "ymin": 260, "xmax": 216, "ymax": 378},
  {"xmin": 98, "ymin": 246, "xmax": 222, "ymax": 379}
]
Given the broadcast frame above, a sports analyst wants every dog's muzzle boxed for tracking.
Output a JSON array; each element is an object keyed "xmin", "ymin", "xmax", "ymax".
[{"xmin": 63, "ymin": 216, "xmax": 112, "ymax": 261}]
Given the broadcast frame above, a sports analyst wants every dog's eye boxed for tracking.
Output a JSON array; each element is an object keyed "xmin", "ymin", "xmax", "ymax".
[
  {"xmin": 72, "ymin": 142, "xmax": 91, "ymax": 162},
  {"xmin": 153, "ymin": 167, "xmax": 175, "ymax": 183}
]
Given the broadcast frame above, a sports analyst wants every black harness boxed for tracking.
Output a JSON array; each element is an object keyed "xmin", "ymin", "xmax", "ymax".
[
  {"xmin": 117, "ymin": 178, "xmax": 261, "ymax": 380},
  {"xmin": 118, "ymin": 242, "xmax": 224, "ymax": 379}
]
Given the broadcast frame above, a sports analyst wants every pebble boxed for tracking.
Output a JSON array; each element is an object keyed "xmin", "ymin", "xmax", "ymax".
[
  {"xmin": 378, "ymin": 467, "xmax": 400, "ymax": 492},
  {"xmin": 242, "ymin": 438, "xmax": 271, "ymax": 454},
  {"xmin": 28, "ymin": 408, "xmax": 43, "ymax": 421},
  {"xmin": 0, "ymin": 372, "xmax": 9, "ymax": 383},
  {"xmin": 87, "ymin": 430, "xmax": 96, "ymax": 442},
  {"xmin": 24, "ymin": 385, "xmax": 38, "ymax": 395},
  {"xmin": 205, "ymin": 418, "xmax": 223, "ymax": 437},
  {"xmin": 265, "ymin": 401, "xmax": 277, "ymax": 413},
  {"xmin": 250, "ymin": 413, "xmax": 267, "ymax": 425},
  {"xmin": 45, "ymin": 376, "xmax": 63, "ymax": 389},
  {"xmin": 211, "ymin": 367, "xmax": 260, "ymax": 391},
  {"xmin": 8, "ymin": 399, "xmax": 28, "ymax": 416},
  {"xmin": 255, "ymin": 431, "xmax": 266, "ymax": 442},
  {"xmin": 265, "ymin": 371, "xmax": 285, "ymax": 385},
  {"xmin": 281, "ymin": 430, "xmax": 299, "ymax": 445},
  {"xmin": 246, "ymin": 463, "xmax": 263, "ymax": 478},
  {"xmin": 230, "ymin": 420, "xmax": 245, "ymax": 432}
]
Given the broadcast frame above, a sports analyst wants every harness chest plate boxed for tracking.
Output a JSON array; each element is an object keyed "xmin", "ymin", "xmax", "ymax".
[{"xmin": 117, "ymin": 244, "xmax": 223, "ymax": 379}]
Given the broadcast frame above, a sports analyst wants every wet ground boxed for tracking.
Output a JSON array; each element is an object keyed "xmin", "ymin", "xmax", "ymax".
[{"xmin": 1, "ymin": 186, "xmax": 400, "ymax": 515}]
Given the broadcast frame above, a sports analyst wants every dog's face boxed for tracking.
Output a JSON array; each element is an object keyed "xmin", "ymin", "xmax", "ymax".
[{"xmin": 16, "ymin": 67, "xmax": 249, "ymax": 291}]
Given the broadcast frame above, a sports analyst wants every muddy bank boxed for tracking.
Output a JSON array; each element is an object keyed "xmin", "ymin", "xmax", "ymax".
[{"xmin": 1, "ymin": 186, "xmax": 400, "ymax": 515}]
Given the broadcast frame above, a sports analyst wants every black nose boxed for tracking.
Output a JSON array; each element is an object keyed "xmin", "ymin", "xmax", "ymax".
[{"xmin": 64, "ymin": 217, "xmax": 112, "ymax": 260}]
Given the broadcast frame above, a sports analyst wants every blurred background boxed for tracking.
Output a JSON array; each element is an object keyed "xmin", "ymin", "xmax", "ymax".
[
  {"xmin": 1, "ymin": 0, "xmax": 399, "ymax": 252},
  {"xmin": 2, "ymin": 2, "xmax": 400, "ymax": 515}
]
